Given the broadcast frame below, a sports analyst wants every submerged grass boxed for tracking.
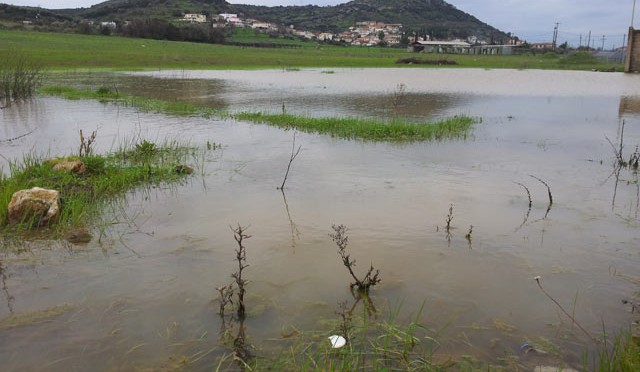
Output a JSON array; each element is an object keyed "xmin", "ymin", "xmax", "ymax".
[
  {"xmin": 0, "ymin": 304, "xmax": 73, "ymax": 329},
  {"xmin": 0, "ymin": 139, "xmax": 197, "ymax": 239},
  {"xmin": 0, "ymin": 54, "xmax": 45, "ymax": 102},
  {"xmin": 235, "ymin": 112, "xmax": 478, "ymax": 141},
  {"xmin": 40, "ymin": 85, "xmax": 219, "ymax": 117},
  {"xmin": 221, "ymin": 302, "xmax": 443, "ymax": 371}
]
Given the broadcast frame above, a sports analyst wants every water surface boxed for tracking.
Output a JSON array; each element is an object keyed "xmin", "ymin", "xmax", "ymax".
[{"xmin": 1, "ymin": 68, "xmax": 640, "ymax": 370}]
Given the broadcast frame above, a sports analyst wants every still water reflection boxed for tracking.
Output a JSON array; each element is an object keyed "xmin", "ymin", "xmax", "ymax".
[{"xmin": 1, "ymin": 68, "xmax": 640, "ymax": 370}]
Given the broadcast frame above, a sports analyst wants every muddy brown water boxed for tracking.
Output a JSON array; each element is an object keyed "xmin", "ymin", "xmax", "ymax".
[{"xmin": 1, "ymin": 68, "xmax": 640, "ymax": 370}]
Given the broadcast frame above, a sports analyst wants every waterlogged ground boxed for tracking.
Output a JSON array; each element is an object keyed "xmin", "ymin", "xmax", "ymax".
[{"xmin": 1, "ymin": 68, "xmax": 640, "ymax": 370}]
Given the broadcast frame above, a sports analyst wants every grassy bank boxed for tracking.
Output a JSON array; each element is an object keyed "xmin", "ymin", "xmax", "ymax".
[
  {"xmin": 0, "ymin": 30, "xmax": 623, "ymax": 71},
  {"xmin": 235, "ymin": 112, "xmax": 478, "ymax": 141},
  {"xmin": 0, "ymin": 139, "xmax": 197, "ymax": 238}
]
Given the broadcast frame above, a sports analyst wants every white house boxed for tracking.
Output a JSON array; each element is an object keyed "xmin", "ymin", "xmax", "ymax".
[
  {"xmin": 218, "ymin": 13, "xmax": 244, "ymax": 27},
  {"xmin": 317, "ymin": 32, "xmax": 334, "ymax": 41},
  {"xmin": 182, "ymin": 14, "xmax": 207, "ymax": 23},
  {"xmin": 100, "ymin": 21, "xmax": 117, "ymax": 29}
]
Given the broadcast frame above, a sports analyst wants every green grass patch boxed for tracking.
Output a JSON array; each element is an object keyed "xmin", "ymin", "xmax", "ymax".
[
  {"xmin": 235, "ymin": 112, "xmax": 478, "ymax": 141},
  {"xmin": 216, "ymin": 302, "xmax": 444, "ymax": 371},
  {"xmin": 594, "ymin": 328, "xmax": 640, "ymax": 371},
  {"xmin": 0, "ymin": 30, "xmax": 623, "ymax": 71},
  {"xmin": 0, "ymin": 139, "xmax": 197, "ymax": 239},
  {"xmin": 0, "ymin": 54, "xmax": 45, "ymax": 102},
  {"xmin": 40, "ymin": 85, "xmax": 219, "ymax": 117},
  {"xmin": 40, "ymin": 85, "xmax": 477, "ymax": 142}
]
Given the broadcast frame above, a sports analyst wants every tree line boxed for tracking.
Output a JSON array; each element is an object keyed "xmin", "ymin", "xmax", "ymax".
[{"xmin": 116, "ymin": 18, "xmax": 227, "ymax": 44}]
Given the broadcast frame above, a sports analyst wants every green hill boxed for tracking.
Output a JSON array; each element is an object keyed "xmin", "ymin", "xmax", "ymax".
[
  {"xmin": 1, "ymin": 0, "xmax": 509, "ymax": 42},
  {"xmin": 232, "ymin": 0, "xmax": 508, "ymax": 41}
]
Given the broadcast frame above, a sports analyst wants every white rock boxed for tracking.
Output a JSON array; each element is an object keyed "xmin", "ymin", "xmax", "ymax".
[
  {"xmin": 534, "ymin": 366, "xmax": 579, "ymax": 372},
  {"xmin": 7, "ymin": 187, "xmax": 61, "ymax": 226},
  {"xmin": 328, "ymin": 335, "xmax": 347, "ymax": 349}
]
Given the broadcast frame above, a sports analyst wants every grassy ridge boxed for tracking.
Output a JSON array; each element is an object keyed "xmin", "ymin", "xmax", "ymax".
[
  {"xmin": 0, "ymin": 30, "xmax": 623, "ymax": 71},
  {"xmin": 235, "ymin": 112, "xmax": 477, "ymax": 141}
]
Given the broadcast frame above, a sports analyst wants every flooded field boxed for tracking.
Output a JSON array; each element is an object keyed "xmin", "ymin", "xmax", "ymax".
[{"xmin": 1, "ymin": 68, "xmax": 640, "ymax": 370}]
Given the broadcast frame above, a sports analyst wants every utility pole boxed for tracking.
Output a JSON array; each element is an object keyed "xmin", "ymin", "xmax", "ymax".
[
  {"xmin": 579, "ymin": 34, "xmax": 582, "ymax": 48},
  {"xmin": 601, "ymin": 35, "xmax": 606, "ymax": 50},
  {"xmin": 552, "ymin": 22, "xmax": 560, "ymax": 49},
  {"xmin": 587, "ymin": 30, "xmax": 591, "ymax": 50}
]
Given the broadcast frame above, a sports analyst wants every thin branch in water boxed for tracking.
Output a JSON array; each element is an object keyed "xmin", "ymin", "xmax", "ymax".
[
  {"xmin": 278, "ymin": 132, "xmax": 302, "ymax": 190},
  {"xmin": 529, "ymin": 175, "xmax": 552, "ymax": 205},
  {"xmin": 280, "ymin": 189, "xmax": 300, "ymax": 252},
  {"xmin": 514, "ymin": 181, "xmax": 532, "ymax": 230},
  {"xmin": 330, "ymin": 224, "xmax": 381, "ymax": 295},
  {"xmin": 529, "ymin": 175, "xmax": 553, "ymax": 218},
  {"xmin": 0, "ymin": 260, "xmax": 15, "ymax": 314},
  {"xmin": 347, "ymin": 290, "xmax": 378, "ymax": 318},
  {"xmin": 216, "ymin": 284, "xmax": 234, "ymax": 318},
  {"xmin": 444, "ymin": 204, "xmax": 454, "ymax": 244},
  {"xmin": 79, "ymin": 129, "xmax": 97, "ymax": 157},
  {"xmin": 0, "ymin": 127, "xmax": 36, "ymax": 143},
  {"xmin": 465, "ymin": 225, "xmax": 473, "ymax": 249},
  {"xmin": 230, "ymin": 224, "xmax": 250, "ymax": 320},
  {"xmin": 605, "ymin": 136, "xmax": 625, "ymax": 167},
  {"xmin": 514, "ymin": 182, "xmax": 533, "ymax": 209},
  {"xmin": 534, "ymin": 276, "xmax": 596, "ymax": 342}
]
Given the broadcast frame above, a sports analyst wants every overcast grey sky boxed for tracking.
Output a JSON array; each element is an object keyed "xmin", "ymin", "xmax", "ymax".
[{"xmin": 2, "ymin": 0, "xmax": 636, "ymax": 47}]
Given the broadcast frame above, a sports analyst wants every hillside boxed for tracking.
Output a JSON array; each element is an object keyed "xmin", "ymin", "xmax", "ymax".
[
  {"xmin": 0, "ymin": 3, "xmax": 73, "ymax": 24},
  {"xmin": 3, "ymin": 0, "xmax": 509, "ymax": 42},
  {"xmin": 55, "ymin": 0, "xmax": 232, "ymax": 21},
  {"xmin": 232, "ymin": 0, "xmax": 508, "ymax": 41}
]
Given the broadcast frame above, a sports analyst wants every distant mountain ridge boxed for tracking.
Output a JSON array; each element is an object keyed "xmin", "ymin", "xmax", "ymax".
[{"xmin": 2, "ymin": 0, "xmax": 510, "ymax": 42}]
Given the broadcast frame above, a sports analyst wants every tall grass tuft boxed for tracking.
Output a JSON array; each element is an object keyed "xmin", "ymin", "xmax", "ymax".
[
  {"xmin": 0, "ymin": 55, "xmax": 45, "ymax": 104},
  {"xmin": 0, "ymin": 139, "xmax": 197, "ymax": 239},
  {"xmin": 594, "ymin": 329, "xmax": 640, "ymax": 371},
  {"xmin": 235, "ymin": 112, "xmax": 478, "ymax": 142},
  {"xmin": 259, "ymin": 302, "xmax": 439, "ymax": 371}
]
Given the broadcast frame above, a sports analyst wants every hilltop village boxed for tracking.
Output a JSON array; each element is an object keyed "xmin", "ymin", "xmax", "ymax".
[{"xmin": 186, "ymin": 12, "xmax": 406, "ymax": 47}]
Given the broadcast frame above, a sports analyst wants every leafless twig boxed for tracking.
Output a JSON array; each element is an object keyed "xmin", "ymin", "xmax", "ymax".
[
  {"xmin": 278, "ymin": 132, "xmax": 302, "ymax": 190},
  {"xmin": 79, "ymin": 129, "xmax": 97, "ymax": 157},
  {"xmin": 514, "ymin": 182, "xmax": 532, "ymax": 230},
  {"xmin": 231, "ymin": 224, "xmax": 250, "ymax": 320},
  {"xmin": 534, "ymin": 276, "xmax": 596, "ymax": 342},
  {"xmin": 529, "ymin": 175, "xmax": 553, "ymax": 218},
  {"xmin": 330, "ymin": 224, "xmax": 381, "ymax": 295}
]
